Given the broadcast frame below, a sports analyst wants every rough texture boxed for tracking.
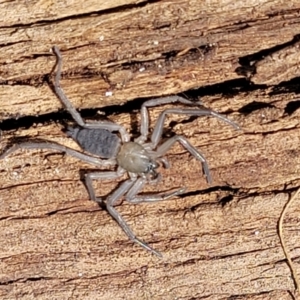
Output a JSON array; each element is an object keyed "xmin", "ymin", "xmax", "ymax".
[
  {"xmin": 66, "ymin": 127, "xmax": 121, "ymax": 158},
  {"xmin": 0, "ymin": 0, "xmax": 300, "ymax": 299}
]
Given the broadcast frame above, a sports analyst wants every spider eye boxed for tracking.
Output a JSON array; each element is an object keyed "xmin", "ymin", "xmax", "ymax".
[
  {"xmin": 144, "ymin": 161, "xmax": 160, "ymax": 180},
  {"xmin": 146, "ymin": 161, "xmax": 159, "ymax": 173}
]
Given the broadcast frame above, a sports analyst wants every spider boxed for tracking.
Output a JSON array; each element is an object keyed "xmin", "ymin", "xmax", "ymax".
[{"xmin": 0, "ymin": 46, "xmax": 240, "ymax": 257}]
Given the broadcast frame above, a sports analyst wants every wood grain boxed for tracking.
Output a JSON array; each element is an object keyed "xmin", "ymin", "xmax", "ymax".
[{"xmin": 1, "ymin": 0, "xmax": 300, "ymax": 299}]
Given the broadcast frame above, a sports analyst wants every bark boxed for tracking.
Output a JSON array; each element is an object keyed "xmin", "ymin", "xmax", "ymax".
[{"xmin": 1, "ymin": 0, "xmax": 300, "ymax": 299}]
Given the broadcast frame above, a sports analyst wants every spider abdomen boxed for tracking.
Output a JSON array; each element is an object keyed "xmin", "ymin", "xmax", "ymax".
[{"xmin": 67, "ymin": 127, "xmax": 121, "ymax": 158}]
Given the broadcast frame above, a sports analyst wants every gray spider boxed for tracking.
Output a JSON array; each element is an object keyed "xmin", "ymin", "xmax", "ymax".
[{"xmin": 0, "ymin": 46, "xmax": 240, "ymax": 257}]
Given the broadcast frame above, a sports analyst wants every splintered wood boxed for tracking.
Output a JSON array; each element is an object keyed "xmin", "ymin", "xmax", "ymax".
[{"xmin": 0, "ymin": 0, "xmax": 300, "ymax": 299}]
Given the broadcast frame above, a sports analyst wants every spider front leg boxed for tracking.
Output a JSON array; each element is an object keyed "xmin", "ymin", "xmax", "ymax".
[
  {"xmin": 155, "ymin": 135, "xmax": 212, "ymax": 183},
  {"xmin": 150, "ymin": 107, "xmax": 240, "ymax": 148},
  {"xmin": 135, "ymin": 96, "xmax": 201, "ymax": 143}
]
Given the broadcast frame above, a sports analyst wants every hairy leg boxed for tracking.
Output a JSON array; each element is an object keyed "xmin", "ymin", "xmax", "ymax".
[
  {"xmin": 0, "ymin": 141, "xmax": 116, "ymax": 167},
  {"xmin": 135, "ymin": 96, "xmax": 201, "ymax": 143},
  {"xmin": 125, "ymin": 177, "xmax": 185, "ymax": 203},
  {"xmin": 84, "ymin": 167, "xmax": 125, "ymax": 201},
  {"xmin": 150, "ymin": 107, "xmax": 240, "ymax": 148},
  {"xmin": 101, "ymin": 178, "xmax": 163, "ymax": 257},
  {"xmin": 156, "ymin": 135, "xmax": 212, "ymax": 184},
  {"xmin": 52, "ymin": 46, "xmax": 130, "ymax": 143}
]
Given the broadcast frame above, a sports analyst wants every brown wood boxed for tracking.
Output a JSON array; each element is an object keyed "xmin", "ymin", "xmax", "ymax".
[{"xmin": 1, "ymin": 0, "xmax": 300, "ymax": 299}]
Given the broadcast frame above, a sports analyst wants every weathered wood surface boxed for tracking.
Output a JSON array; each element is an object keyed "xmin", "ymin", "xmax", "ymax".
[{"xmin": 1, "ymin": 0, "xmax": 300, "ymax": 299}]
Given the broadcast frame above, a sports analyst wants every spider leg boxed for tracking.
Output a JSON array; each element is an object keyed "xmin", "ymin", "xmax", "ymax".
[
  {"xmin": 84, "ymin": 167, "xmax": 125, "ymax": 202},
  {"xmin": 150, "ymin": 107, "xmax": 240, "ymax": 148},
  {"xmin": 157, "ymin": 157, "xmax": 170, "ymax": 169},
  {"xmin": 52, "ymin": 46, "xmax": 130, "ymax": 143},
  {"xmin": 99, "ymin": 178, "xmax": 162, "ymax": 257},
  {"xmin": 0, "ymin": 141, "xmax": 115, "ymax": 167},
  {"xmin": 155, "ymin": 135, "xmax": 212, "ymax": 184},
  {"xmin": 126, "ymin": 177, "xmax": 186, "ymax": 203},
  {"xmin": 135, "ymin": 96, "xmax": 200, "ymax": 143},
  {"xmin": 142, "ymin": 144, "xmax": 170, "ymax": 169}
]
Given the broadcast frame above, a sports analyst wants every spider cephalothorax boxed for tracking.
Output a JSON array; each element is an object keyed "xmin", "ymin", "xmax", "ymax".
[{"xmin": 0, "ymin": 46, "xmax": 240, "ymax": 257}]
